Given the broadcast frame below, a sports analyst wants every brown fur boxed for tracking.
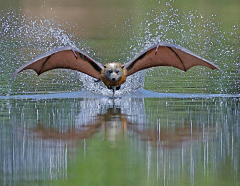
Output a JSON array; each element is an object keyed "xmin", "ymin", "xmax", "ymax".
[{"xmin": 101, "ymin": 63, "xmax": 127, "ymax": 87}]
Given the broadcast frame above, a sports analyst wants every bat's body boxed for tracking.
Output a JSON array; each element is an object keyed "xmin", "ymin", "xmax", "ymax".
[{"xmin": 11, "ymin": 42, "xmax": 223, "ymax": 95}]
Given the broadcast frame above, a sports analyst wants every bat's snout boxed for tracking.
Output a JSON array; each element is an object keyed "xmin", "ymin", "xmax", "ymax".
[
  {"xmin": 109, "ymin": 73, "xmax": 121, "ymax": 82},
  {"xmin": 103, "ymin": 63, "xmax": 124, "ymax": 82}
]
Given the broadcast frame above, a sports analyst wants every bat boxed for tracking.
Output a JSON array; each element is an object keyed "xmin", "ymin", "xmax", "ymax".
[{"xmin": 11, "ymin": 42, "xmax": 223, "ymax": 95}]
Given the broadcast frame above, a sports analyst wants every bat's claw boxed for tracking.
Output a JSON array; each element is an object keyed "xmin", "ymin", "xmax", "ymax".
[
  {"xmin": 71, "ymin": 49, "xmax": 78, "ymax": 59},
  {"xmin": 94, "ymin": 79, "xmax": 101, "ymax": 83},
  {"xmin": 155, "ymin": 45, "xmax": 159, "ymax": 54}
]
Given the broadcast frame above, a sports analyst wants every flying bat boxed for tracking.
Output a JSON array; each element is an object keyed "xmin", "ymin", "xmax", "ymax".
[{"xmin": 11, "ymin": 42, "xmax": 223, "ymax": 94}]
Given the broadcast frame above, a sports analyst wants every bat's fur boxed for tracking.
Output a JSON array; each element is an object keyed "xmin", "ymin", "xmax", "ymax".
[{"xmin": 101, "ymin": 62, "xmax": 127, "ymax": 90}]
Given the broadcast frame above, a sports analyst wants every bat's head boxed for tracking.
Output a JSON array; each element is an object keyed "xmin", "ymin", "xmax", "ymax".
[
  {"xmin": 103, "ymin": 63, "xmax": 124, "ymax": 82},
  {"xmin": 100, "ymin": 62, "xmax": 127, "ymax": 89}
]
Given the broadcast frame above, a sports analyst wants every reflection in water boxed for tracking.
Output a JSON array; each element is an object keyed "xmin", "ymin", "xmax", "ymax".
[
  {"xmin": 0, "ymin": 96, "xmax": 239, "ymax": 185},
  {"xmin": 134, "ymin": 125, "xmax": 215, "ymax": 148},
  {"xmin": 31, "ymin": 106, "xmax": 214, "ymax": 147}
]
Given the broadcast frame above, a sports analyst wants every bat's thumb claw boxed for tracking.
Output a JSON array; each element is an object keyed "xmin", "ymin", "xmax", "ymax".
[{"xmin": 94, "ymin": 79, "xmax": 101, "ymax": 83}]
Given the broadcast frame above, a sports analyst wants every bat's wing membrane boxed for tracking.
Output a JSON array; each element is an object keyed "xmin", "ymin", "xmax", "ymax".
[
  {"xmin": 124, "ymin": 42, "xmax": 223, "ymax": 76},
  {"xmin": 11, "ymin": 46, "xmax": 104, "ymax": 79}
]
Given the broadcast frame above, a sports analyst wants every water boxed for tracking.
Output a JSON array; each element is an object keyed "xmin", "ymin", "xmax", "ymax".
[
  {"xmin": 0, "ymin": 92, "xmax": 239, "ymax": 186},
  {"xmin": 0, "ymin": 0, "xmax": 239, "ymax": 185}
]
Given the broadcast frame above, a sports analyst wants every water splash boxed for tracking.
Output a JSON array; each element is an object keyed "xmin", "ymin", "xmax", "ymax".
[
  {"xmin": 121, "ymin": 4, "xmax": 239, "ymax": 94},
  {"xmin": 0, "ymin": 10, "xmax": 85, "ymax": 95},
  {"xmin": 0, "ymin": 11, "xmax": 148, "ymax": 96},
  {"xmin": 79, "ymin": 71, "xmax": 146, "ymax": 96},
  {"xmin": 0, "ymin": 2, "xmax": 239, "ymax": 96}
]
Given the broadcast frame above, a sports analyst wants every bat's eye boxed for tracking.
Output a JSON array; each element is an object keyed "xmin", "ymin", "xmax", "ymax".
[
  {"xmin": 109, "ymin": 70, "xmax": 113, "ymax": 73},
  {"xmin": 115, "ymin": 70, "xmax": 119, "ymax": 74}
]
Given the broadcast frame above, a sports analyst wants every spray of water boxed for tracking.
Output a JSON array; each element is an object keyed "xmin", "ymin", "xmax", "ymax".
[
  {"xmin": 0, "ymin": 2, "xmax": 239, "ymax": 96},
  {"xmin": 121, "ymin": 4, "xmax": 239, "ymax": 94}
]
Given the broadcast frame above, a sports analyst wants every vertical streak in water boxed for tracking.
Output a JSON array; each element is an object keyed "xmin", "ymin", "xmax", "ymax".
[
  {"xmin": 157, "ymin": 119, "xmax": 161, "ymax": 182},
  {"xmin": 64, "ymin": 144, "xmax": 68, "ymax": 179},
  {"xmin": 190, "ymin": 119, "xmax": 193, "ymax": 136},
  {"xmin": 163, "ymin": 153, "xmax": 166, "ymax": 186},
  {"xmin": 36, "ymin": 109, "xmax": 39, "ymax": 121},
  {"xmin": 204, "ymin": 140, "xmax": 206, "ymax": 177},
  {"xmin": 181, "ymin": 147, "xmax": 184, "ymax": 180},
  {"xmin": 84, "ymin": 138, "xmax": 86, "ymax": 158},
  {"xmin": 220, "ymin": 131, "xmax": 223, "ymax": 156},
  {"xmin": 207, "ymin": 139, "xmax": 209, "ymax": 178},
  {"xmin": 231, "ymin": 129, "xmax": 233, "ymax": 161},
  {"xmin": 147, "ymin": 141, "xmax": 151, "ymax": 179},
  {"xmin": 12, "ymin": 129, "xmax": 15, "ymax": 182},
  {"xmin": 158, "ymin": 119, "xmax": 161, "ymax": 141},
  {"xmin": 49, "ymin": 156, "xmax": 53, "ymax": 179},
  {"xmin": 157, "ymin": 143, "xmax": 159, "ymax": 182},
  {"xmin": 190, "ymin": 143, "xmax": 194, "ymax": 186},
  {"xmin": 190, "ymin": 116, "xmax": 195, "ymax": 186}
]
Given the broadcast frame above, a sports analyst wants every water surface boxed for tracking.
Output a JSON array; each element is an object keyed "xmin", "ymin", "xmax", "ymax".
[{"xmin": 0, "ymin": 91, "xmax": 239, "ymax": 186}]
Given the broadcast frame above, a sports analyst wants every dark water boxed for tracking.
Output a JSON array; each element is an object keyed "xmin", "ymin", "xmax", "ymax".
[{"xmin": 0, "ymin": 0, "xmax": 239, "ymax": 185}]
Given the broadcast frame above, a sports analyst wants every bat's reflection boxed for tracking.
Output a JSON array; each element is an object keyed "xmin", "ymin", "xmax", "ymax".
[{"xmin": 31, "ymin": 106, "xmax": 214, "ymax": 148}]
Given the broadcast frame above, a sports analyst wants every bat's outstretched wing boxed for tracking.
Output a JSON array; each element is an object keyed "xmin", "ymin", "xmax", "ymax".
[
  {"xmin": 124, "ymin": 42, "xmax": 223, "ymax": 76},
  {"xmin": 11, "ymin": 46, "xmax": 104, "ymax": 79}
]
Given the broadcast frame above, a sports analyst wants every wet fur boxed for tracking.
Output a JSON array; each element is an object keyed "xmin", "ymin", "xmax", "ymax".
[{"xmin": 101, "ymin": 62, "xmax": 127, "ymax": 88}]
